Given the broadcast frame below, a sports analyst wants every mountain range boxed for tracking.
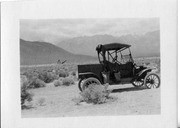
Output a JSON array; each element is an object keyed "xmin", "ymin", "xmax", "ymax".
[
  {"xmin": 20, "ymin": 39, "xmax": 97, "ymax": 65},
  {"xmin": 20, "ymin": 30, "xmax": 160, "ymax": 65},
  {"xmin": 57, "ymin": 30, "xmax": 160, "ymax": 57}
]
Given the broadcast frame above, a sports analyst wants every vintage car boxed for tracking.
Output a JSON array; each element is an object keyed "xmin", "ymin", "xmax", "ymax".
[{"xmin": 77, "ymin": 43, "xmax": 160, "ymax": 91}]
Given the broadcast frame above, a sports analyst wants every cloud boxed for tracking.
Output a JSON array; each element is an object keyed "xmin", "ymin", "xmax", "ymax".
[{"xmin": 20, "ymin": 18, "xmax": 159, "ymax": 43}]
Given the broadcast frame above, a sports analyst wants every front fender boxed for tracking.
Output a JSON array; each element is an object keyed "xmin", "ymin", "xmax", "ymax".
[
  {"xmin": 78, "ymin": 72, "xmax": 103, "ymax": 83},
  {"xmin": 136, "ymin": 68, "xmax": 152, "ymax": 79}
]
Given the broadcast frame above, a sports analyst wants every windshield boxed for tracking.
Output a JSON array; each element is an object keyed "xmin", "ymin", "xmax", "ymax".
[{"xmin": 120, "ymin": 49, "xmax": 133, "ymax": 64}]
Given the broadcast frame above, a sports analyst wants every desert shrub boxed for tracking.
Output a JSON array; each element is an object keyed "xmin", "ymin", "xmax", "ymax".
[
  {"xmin": 71, "ymin": 71, "xmax": 76, "ymax": 76},
  {"xmin": 21, "ymin": 78, "xmax": 33, "ymax": 108},
  {"xmin": 23, "ymin": 71, "xmax": 38, "ymax": 82},
  {"xmin": 70, "ymin": 71, "xmax": 77, "ymax": 80},
  {"xmin": 59, "ymin": 71, "xmax": 69, "ymax": 78},
  {"xmin": 28, "ymin": 78, "xmax": 46, "ymax": 88},
  {"xmin": 80, "ymin": 84, "xmax": 111, "ymax": 104},
  {"xmin": 39, "ymin": 71, "xmax": 58, "ymax": 83},
  {"xmin": 62, "ymin": 77, "xmax": 75, "ymax": 86},
  {"xmin": 58, "ymin": 77, "xmax": 64, "ymax": 81},
  {"xmin": 35, "ymin": 79, "xmax": 46, "ymax": 88},
  {"xmin": 53, "ymin": 79, "xmax": 63, "ymax": 87},
  {"xmin": 21, "ymin": 75, "xmax": 28, "ymax": 84},
  {"xmin": 38, "ymin": 71, "xmax": 46, "ymax": 82}
]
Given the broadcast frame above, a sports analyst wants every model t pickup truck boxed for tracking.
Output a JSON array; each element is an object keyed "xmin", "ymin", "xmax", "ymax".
[{"xmin": 78, "ymin": 43, "xmax": 160, "ymax": 91}]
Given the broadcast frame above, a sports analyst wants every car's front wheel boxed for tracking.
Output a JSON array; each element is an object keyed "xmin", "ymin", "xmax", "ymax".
[
  {"xmin": 81, "ymin": 77, "xmax": 101, "ymax": 91},
  {"xmin": 144, "ymin": 73, "xmax": 160, "ymax": 89}
]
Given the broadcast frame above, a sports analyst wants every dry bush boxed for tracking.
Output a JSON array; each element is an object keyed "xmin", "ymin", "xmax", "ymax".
[
  {"xmin": 23, "ymin": 71, "xmax": 38, "ymax": 82},
  {"xmin": 21, "ymin": 77, "xmax": 33, "ymax": 108},
  {"xmin": 53, "ymin": 79, "xmax": 63, "ymax": 87},
  {"xmin": 22, "ymin": 71, "xmax": 43, "ymax": 86},
  {"xmin": 70, "ymin": 71, "xmax": 78, "ymax": 81},
  {"xmin": 21, "ymin": 75, "xmax": 28, "ymax": 84},
  {"xmin": 71, "ymin": 71, "xmax": 76, "ymax": 76},
  {"xmin": 80, "ymin": 84, "xmax": 111, "ymax": 104},
  {"xmin": 59, "ymin": 71, "xmax": 69, "ymax": 78},
  {"xmin": 58, "ymin": 77, "xmax": 64, "ymax": 81},
  {"xmin": 39, "ymin": 71, "xmax": 58, "ymax": 83},
  {"xmin": 28, "ymin": 78, "xmax": 46, "ymax": 88},
  {"xmin": 62, "ymin": 77, "xmax": 75, "ymax": 86}
]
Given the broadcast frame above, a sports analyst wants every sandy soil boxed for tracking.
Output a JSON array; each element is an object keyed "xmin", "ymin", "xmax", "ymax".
[{"xmin": 22, "ymin": 82, "xmax": 160, "ymax": 117}]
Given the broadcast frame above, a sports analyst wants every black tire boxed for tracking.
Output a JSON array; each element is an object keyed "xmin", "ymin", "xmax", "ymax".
[
  {"xmin": 78, "ymin": 79, "xmax": 84, "ymax": 91},
  {"xmin": 132, "ymin": 79, "xmax": 144, "ymax": 87},
  {"xmin": 81, "ymin": 77, "xmax": 101, "ymax": 91},
  {"xmin": 144, "ymin": 73, "xmax": 160, "ymax": 89}
]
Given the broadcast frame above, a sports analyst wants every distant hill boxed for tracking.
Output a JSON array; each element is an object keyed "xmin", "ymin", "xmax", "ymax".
[
  {"xmin": 20, "ymin": 39, "xmax": 97, "ymax": 65},
  {"xmin": 20, "ymin": 30, "xmax": 160, "ymax": 65},
  {"xmin": 57, "ymin": 30, "xmax": 160, "ymax": 57}
]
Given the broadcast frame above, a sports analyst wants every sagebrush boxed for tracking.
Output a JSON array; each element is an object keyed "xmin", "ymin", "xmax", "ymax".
[
  {"xmin": 80, "ymin": 84, "xmax": 111, "ymax": 104},
  {"xmin": 21, "ymin": 63, "xmax": 79, "ymax": 88},
  {"xmin": 21, "ymin": 77, "xmax": 33, "ymax": 108},
  {"xmin": 62, "ymin": 77, "xmax": 75, "ymax": 86},
  {"xmin": 53, "ymin": 79, "xmax": 63, "ymax": 87},
  {"xmin": 38, "ymin": 71, "xmax": 58, "ymax": 83},
  {"xmin": 58, "ymin": 70, "xmax": 69, "ymax": 78},
  {"xmin": 28, "ymin": 78, "xmax": 46, "ymax": 88}
]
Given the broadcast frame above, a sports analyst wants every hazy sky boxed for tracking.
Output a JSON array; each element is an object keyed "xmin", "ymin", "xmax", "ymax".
[{"xmin": 20, "ymin": 18, "xmax": 159, "ymax": 43}]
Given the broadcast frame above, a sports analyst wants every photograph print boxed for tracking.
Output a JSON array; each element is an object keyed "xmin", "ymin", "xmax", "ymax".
[{"xmin": 20, "ymin": 18, "xmax": 160, "ymax": 117}]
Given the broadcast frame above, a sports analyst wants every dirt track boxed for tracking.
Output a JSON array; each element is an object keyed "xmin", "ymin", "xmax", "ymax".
[{"xmin": 22, "ymin": 82, "xmax": 160, "ymax": 117}]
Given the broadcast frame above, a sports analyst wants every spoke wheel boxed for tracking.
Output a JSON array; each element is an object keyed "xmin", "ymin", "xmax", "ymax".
[
  {"xmin": 81, "ymin": 77, "xmax": 101, "ymax": 91},
  {"xmin": 132, "ymin": 79, "xmax": 144, "ymax": 87},
  {"xmin": 144, "ymin": 73, "xmax": 160, "ymax": 89}
]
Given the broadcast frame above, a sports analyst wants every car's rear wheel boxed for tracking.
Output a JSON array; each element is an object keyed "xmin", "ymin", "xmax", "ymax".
[
  {"xmin": 132, "ymin": 79, "xmax": 144, "ymax": 87},
  {"xmin": 144, "ymin": 73, "xmax": 160, "ymax": 89},
  {"xmin": 78, "ymin": 79, "xmax": 84, "ymax": 91},
  {"xmin": 81, "ymin": 77, "xmax": 101, "ymax": 91}
]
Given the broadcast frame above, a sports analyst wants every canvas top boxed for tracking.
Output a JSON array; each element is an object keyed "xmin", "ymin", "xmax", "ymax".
[{"xmin": 96, "ymin": 43, "xmax": 131, "ymax": 52}]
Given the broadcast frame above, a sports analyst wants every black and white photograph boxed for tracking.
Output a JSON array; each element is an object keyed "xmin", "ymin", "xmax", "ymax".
[
  {"xmin": 1, "ymin": 0, "xmax": 177, "ymax": 128},
  {"xmin": 20, "ymin": 18, "xmax": 161, "ymax": 117}
]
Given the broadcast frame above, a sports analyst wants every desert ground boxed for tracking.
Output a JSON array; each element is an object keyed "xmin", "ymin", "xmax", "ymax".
[
  {"xmin": 21, "ymin": 57, "xmax": 160, "ymax": 117},
  {"xmin": 22, "ymin": 82, "xmax": 160, "ymax": 117}
]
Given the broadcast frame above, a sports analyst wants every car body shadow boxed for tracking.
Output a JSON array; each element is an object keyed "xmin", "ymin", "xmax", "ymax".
[{"xmin": 112, "ymin": 86, "xmax": 147, "ymax": 93}]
